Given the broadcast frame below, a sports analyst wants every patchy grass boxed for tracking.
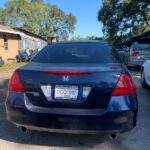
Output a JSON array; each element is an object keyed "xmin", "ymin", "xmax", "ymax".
[
  {"xmin": 0, "ymin": 62, "xmax": 27, "ymax": 73},
  {"xmin": 130, "ymin": 71, "xmax": 141, "ymax": 77}
]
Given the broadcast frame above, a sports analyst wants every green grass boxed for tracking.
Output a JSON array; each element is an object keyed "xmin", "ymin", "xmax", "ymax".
[
  {"xmin": 0, "ymin": 62, "xmax": 27, "ymax": 73},
  {"xmin": 130, "ymin": 71, "xmax": 140, "ymax": 77}
]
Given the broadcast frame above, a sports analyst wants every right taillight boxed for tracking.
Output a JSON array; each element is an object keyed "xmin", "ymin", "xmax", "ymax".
[
  {"xmin": 8, "ymin": 71, "xmax": 24, "ymax": 92},
  {"xmin": 112, "ymin": 74, "xmax": 136, "ymax": 96}
]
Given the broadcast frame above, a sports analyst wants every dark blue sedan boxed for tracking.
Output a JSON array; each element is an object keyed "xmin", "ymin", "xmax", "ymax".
[{"xmin": 5, "ymin": 41, "xmax": 138, "ymax": 139}]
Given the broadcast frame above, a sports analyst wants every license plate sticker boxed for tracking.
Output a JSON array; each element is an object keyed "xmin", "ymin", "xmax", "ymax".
[{"xmin": 55, "ymin": 85, "xmax": 78, "ymax": 100}]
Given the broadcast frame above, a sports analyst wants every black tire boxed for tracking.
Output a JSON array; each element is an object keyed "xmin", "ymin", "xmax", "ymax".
[{"xmin": 141, "ymin": 69, "xmax": 149, "ymax": 89}]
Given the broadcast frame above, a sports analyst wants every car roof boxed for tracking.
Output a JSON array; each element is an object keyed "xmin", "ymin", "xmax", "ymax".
[{"xmin": 48, "ymin": 40, "xmax": 109, "ymax": 45}]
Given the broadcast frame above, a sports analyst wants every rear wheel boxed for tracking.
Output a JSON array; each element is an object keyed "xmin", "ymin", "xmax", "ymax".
[{"xmin": 141, "ymin": 69, "xmax": 149, "ymax": 89}]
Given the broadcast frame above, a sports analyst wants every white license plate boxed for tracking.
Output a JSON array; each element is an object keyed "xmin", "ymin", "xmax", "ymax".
[{"xmin": 55, "ymin": 85, "xmax": 78, "ymax": 100}]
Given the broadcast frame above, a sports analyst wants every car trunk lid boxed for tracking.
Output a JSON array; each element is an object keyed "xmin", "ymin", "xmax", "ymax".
[{"xmin": 18, "ymin": 63, "xmax": 123, "ymax": 109}]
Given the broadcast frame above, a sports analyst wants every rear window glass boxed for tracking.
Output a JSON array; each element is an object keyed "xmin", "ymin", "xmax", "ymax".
[
  {"xmin": 133, "ymin": 43, "xmax": 150, "ymax": 51},
  {"xmin": 32, "ymin": 43, "xmax": 120, "ymax": 64}
]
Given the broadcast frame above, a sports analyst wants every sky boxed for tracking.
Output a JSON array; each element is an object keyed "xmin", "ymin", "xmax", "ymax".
[{"xmin": 0, "ymin": 0, "xmax": 103, "ymax": 37}]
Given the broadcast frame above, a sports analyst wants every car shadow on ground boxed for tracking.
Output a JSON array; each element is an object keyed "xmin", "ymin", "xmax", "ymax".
[{"xmin": 0, "ymin": 78, "xmax": 148, "ymax": 150}]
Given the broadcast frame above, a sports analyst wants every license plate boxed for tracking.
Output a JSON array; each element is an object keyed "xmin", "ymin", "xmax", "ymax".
[{"xmin": 55, "ymin": 85, "xmax": 78, "ymax": 100}]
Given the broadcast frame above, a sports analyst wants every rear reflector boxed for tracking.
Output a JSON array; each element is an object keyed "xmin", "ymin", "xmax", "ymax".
[
  {"xmin": 82, "ymin": 86, "xmax": 91, "ymax": 99},
  {"xmin": 131, "ymin": 52, "xmax": 140, "ymax": 56},
  {"xmin": 112, "ymin": 74, "xmax": 136, "ymax": 96},
  {"xmin": 9, "ymin": 71, "xmax": 24, "ymax": 92},
  {"xmin": 42, "ymin": 70, "xmax": 91, "ymax": 75},
  {"xmin": 41, "ymin": 85, "xmax": 52, "ymax": 101}
]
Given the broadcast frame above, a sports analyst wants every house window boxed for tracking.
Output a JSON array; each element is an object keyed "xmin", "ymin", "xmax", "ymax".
[{"xmin": 3, "ymin": 35, "xmax": 8, "ymax": 50}]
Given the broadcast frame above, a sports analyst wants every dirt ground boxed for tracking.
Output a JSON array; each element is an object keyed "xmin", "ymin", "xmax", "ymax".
[{"xmin": 0, "ymin": 70, "xmax": 150, "ymax": 150}]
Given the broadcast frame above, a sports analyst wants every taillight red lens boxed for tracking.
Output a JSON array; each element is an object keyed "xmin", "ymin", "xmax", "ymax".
[
  {"xmin": 112, "ymin": 74, "xmax": 136, "ymax": 96},
  {"xmin": 9, "ymin": 71, "xmax": 24, "ymax": 92},
  {"xmin": 131, "ymin": 52, "xmax": 140, "ymax": 56}
]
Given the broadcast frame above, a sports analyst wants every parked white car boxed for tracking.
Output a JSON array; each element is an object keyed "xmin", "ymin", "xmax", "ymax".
[{"xmin": 141, "ymin": 60, "xmax": 150, "ymax": 89}]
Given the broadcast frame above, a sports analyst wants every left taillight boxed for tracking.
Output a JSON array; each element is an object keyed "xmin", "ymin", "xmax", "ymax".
[{"xmin": 9, "ymin": 71, "xmax": 24, "ymax": 92}]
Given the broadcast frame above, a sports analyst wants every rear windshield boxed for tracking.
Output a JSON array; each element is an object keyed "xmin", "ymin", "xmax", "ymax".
[
  {"xmin": 133, "ymin": 43, "xmax": 150, "ymax": 51},
  {"xmin": 32, "ymin": 43, "xmax": 120, "ymax": 64}
]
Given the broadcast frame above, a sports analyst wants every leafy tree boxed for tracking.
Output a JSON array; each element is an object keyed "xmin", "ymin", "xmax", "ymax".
[
  {"xmin": 31, "ymin": 0, "xmax": 43, "ymax": 3},
  {"xmin": 71, "ymin": 35, "xmax": 104, "ymax": 41},
  {"xmin": 86, "ymin": 35, "xmax": 104, "ymax": 40},
  {"xmin": 98, "ymin": 0, "xmax": 150, "ymax": 43},
  {"xmin": 71, "ymin": 35, "xmax": 84, "ymax": 41},
  {"xmin": 98, "ymin": 0, "xmax": 120, "ymax": 41},
  {"xmin": 0, "ymin": 0, "xmax": 76, "ymax": 40},
  {"xmin": 120, "ymin": 0, "xmax": 149, "ymax": 34},
  {"xmin": 0, "ymin": 9, "xmax": 7, "ymax": 25}
]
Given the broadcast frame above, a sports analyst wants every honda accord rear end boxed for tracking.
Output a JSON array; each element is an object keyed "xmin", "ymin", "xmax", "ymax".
[{"xmin": 5, "ymin": 41, "xmax": 138, "ymax": 135}]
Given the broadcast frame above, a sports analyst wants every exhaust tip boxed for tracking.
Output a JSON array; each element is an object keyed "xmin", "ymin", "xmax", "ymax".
[{"xmin": 109, "ymin": 133, "xmax": 118, "ymax": 140}]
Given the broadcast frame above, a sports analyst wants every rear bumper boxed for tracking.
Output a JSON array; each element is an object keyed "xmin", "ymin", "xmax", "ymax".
[{"xmin": 5, "ymin": 92, "xmax": 138, "ymax": 134}]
